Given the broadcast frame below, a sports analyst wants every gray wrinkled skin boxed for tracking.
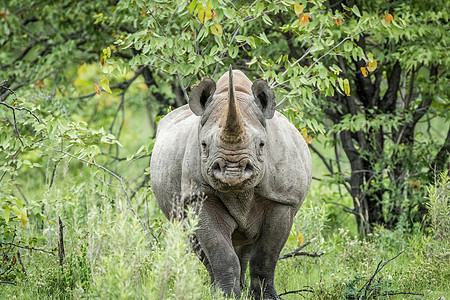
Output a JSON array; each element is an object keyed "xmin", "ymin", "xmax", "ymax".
[{"xmin": 150, "ymin": 68, "xmax": 312, "ymax": 300}]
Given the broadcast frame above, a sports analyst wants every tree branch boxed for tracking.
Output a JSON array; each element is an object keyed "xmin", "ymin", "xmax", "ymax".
[
  {"xmin": 380, "ymin": 61, "xmax": 401, "ymax": 113},
  {"xmin": 0, "ymin": 242, "xmax": 53, "ymax": 254},
  {"xmin": 279, "ymin": 288, "xmax": 314, "ymax": 297},
  {"xmin": 430, "ymin": 127, "xmax": 450, "ymax": 173},
  {"xmin": 42, "ymin": 145, "xmax": 153, "ymax": 245},
  {"xmin": 279, "ymin": 237, "xmax": 325, "ymax": 260}
]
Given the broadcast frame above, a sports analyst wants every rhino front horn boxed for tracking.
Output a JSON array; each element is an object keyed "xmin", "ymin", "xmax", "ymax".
[{"xmin": 221, "ymin": 65, "xmax": 246, "ymax": 144}]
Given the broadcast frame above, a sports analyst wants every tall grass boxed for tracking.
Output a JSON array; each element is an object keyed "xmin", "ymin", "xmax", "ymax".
[{"xmin": 1, "ymin": 166, "xmax": 449, "ymax": 299}]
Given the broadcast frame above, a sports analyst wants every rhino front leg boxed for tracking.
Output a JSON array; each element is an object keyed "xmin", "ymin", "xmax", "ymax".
[
  {"xmin": 196, "ymin": 198, "xmax": 241, "ymax": 298},
  {"xmin": 249, "ymin": 204, "xmax": 295, "ymax": 300}
]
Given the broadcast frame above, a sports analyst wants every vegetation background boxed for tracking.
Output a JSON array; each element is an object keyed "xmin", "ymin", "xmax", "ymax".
[{"xmin": 0, "ymin": 0, "xmax": 448, "ymax": 299}]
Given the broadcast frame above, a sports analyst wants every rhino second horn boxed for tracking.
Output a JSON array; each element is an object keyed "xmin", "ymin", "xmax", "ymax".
[{"xmin": 221, "ymin": 66, "xmax": 246, "ymax": 144}]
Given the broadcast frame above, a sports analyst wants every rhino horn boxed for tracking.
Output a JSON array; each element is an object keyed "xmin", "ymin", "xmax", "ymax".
[{"xmin": 221, "ymin": 65, "xmax": 246, "ymax": 144}]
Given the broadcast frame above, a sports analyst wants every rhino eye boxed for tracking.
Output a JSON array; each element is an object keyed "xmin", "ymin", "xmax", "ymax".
[
  {"xmin": 201, "ymin": 141, "xmax": 207, "ymax": 149},
  {"xmin": 259, "ymin": 142, "xmax": 265, "ymax": 148}
]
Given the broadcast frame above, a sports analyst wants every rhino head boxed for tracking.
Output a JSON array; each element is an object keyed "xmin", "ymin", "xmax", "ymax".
[{"xmin": 189, "ymin": 66, "xmax": 276, "ymax": 192}]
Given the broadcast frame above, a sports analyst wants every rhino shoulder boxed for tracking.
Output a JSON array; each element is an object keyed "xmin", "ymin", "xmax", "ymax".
[
  {"xmin": 150, "ymin": 105, "xmax": 200, "ymax": 217},
  {"xmin": 256, "ymin": 111, "xmax": 312, "ymax": 207},
  {"xmin": 155, "ymin": 105, "xmax": 194, "ymax": 135}
]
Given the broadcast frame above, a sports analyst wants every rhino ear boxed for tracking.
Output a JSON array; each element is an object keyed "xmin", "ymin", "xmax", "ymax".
[
  {"xmin": 189, "ymin": 78, "xmax": 216, "ymax": 116},
  {"xmin": 252, "ymin": 79, "xmax": 276, "ymax": 119}
]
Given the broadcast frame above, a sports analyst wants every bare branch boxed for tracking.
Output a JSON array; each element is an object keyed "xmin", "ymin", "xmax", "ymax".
[
  {"xmin": 358, "ymin": 251, "xmax": 405, "ymax": 297},
  {"xmin": 0, "ymin": 242, "xmax": 53, "ymax": 254},
  {"xmin": 58, "ymin": 217, "xmax": 65, "ymax": 268},
  {"xmin": 0, "ymin": 82, "xmax": 41, "ymax": 146},
  {"xmin": 17, "ymin": 251, "xmax": 28, "ymax": 281},
  {"xmin": 279, "ymin": 237, "xmax": 325, "ymax": 260},
  {"xmin": 323, "ymin": 200, "xmax": 356, "ymax": 215},
  {"xmin": 279, "ymin": 288, "xmax": 314, "ymax": 297},
  {"xmin": 41, "ymin": 145, "xmax": 152, "ymax": 244},
  {"xmin": 310, "ymin": 144, "xmax": 352, "ymax": 195}
]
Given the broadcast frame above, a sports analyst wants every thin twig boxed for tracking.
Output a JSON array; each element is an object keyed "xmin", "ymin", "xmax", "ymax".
[
  {"xmin": 17, "ymin": 251, "xmax": 28, "ymax": 281},
  {"xmin": 176, "ymin": 72, "xmax": 189, "ymax": 103},
  {"xmin": 279, "ymin": 237, "xmax": 325, "ymax": 260},
  {"xmin": 42, "ymin": 145, "xmax": 152, "ymax": 243},
  {"xmin": 310, "ymin": 144, "xmax": 352, "ymax": 195},
  {"xmin": 14, "ymin": 184, "xmax": 29, "ymax": 206},
  {"xmin": 0, "ymin": 242, "xmax": 53, "ymax": 254},
  {"xmin": 0, "ymin": 83, "xmax": 41, "ymax": 146},
  {"xmin": 58, "ymin": 217, "xmax": 65, "ymax": 268},
  {"xmin": 303, "ymin": 31, "xmax": 362, "ymax": 78},
  {"xmin": 323, "ymin": 200, "xmax": 357, "ymax": 215},
  {"xmin": 358, "ymin": 251, "xmax": 405, "ymax": 297},
  {"xmin": 279, "ymin": 288, "xmax": 314, "ymax": 297},
  {"xmin": 381, "ymin": 291, "xmax": 424, "ymax": 296}
]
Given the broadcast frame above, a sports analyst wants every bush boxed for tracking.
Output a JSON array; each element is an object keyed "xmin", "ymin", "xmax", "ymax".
[{"xmin": 426, "ymin": 171, "xmax": 450, "ymax": 244}]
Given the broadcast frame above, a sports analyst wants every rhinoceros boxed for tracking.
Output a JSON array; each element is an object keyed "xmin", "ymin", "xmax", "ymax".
[{"xmin": 150, "ymin": 66, "xmax": 312, "ymax": 299}]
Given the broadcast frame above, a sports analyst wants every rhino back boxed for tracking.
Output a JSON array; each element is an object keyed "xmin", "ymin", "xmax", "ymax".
[
  {"xmin": 150, "ymin": 105, "xmax": 199, "ymax": 218},
  {"xmin": 256, "ymin": 111, "xmax": 312, "ymax": 207}
]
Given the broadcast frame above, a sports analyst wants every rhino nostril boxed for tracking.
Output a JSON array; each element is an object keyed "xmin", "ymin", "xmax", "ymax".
[
  {"xmin": 211, "ymin": 161, "xmax": 224, "ymax": 178},
  {"xmin": 243, "ymin": 161, "xmax": 254, "ymax": 178}
]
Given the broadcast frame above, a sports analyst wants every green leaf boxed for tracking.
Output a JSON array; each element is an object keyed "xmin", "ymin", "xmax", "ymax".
[
  {"xmin": 11, "ymin": 205, "xmax": 21, "ymax": 217},
  {"xmin": 343, "ymin": 79, "xmax": 350, "ymax": 96},
  {"xmin": 189, "ymin": 0, "xmax": 197, "ymax": 14},
  {"xmin": 259, "ymin": 32, "xmax": 270, "ymax": 44},
  {"xmin": 262, "ymin": 14, "xmax": 272, "ymax": 25},
  {"xmin": 223, "ymin": 7, "xmax": 236, "ymax": 19},
  {"xmin": 88, "ymin": 145, "xmax": 101, "ymax": 157},
  {"xmin": 3, "ymin": 206, "xmax": 10, "ymax": 224},
  {"xmin": 205, "ymin": 1, "xmax": 212, "ymax": 22},
  {"xmin": 101, "ymin": 77, "xmax": 112, "ymax": 94},
  {"xmin": 210, "ymin": 23, "xmax": 222, "ymax": 36},
  {"xmin": 228, "ymin": 45, "xmax": 238, "ymax": 58},
  {"xmin": 352, "ymin": 5, "xmax": 361, "ymax": 17},
  {"xmin": 246, "ymin": 36, "xmax": 256, "ymax": 48}
]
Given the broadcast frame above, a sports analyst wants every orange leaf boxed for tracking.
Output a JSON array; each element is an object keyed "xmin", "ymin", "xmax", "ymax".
[
  {"xmin": 385, "ymin": 14, "xmax": 393, "ymax": 25},
  {"xmin": 0, "ymin": 10, "xmax": 8, "ymax": 20},
  {"xmin": 212, "ymin": 10, "xmax": 216, "ymax": 20},
  {"xmin": 361, "ymin": 67, "xmax": 368, "ymax": 77},
  {"xmin": 34, "ymin": 81, "xmax": 44, "ymax": 88},
  {"xmin": 335, "ymin": 18, "xmax": 342, "ymax": 26},
  {"xmin": 94, "ymin": 83, "xmax": 101, "ymax": 95},
  {"xmin": 299, "ymin": 14, "xmax": 311, "ymax": 26}
]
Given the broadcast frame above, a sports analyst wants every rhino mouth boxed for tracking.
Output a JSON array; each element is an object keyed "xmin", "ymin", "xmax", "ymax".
[{"xmin": 209, "ymin": 158, "xmax": 256, "ymax": 188}]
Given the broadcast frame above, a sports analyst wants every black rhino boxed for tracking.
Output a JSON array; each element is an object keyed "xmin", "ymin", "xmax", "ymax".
[{"xmin": 150, "ymin": 66, "xmax": 312, "ymax": 299}]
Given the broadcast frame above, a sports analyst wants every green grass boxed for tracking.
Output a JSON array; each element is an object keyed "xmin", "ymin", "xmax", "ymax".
[{"xmin": 1, "ymin": 170, "xmax": 449, "ymax": 299}]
